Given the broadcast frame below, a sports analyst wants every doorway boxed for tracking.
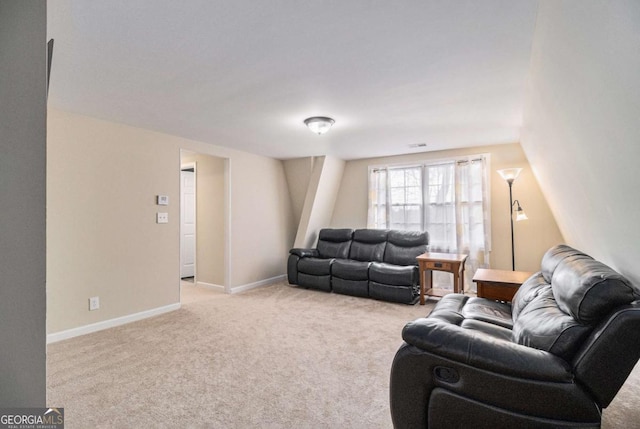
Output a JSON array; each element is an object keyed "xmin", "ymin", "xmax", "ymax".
[
  {"xmin": 180, "ymin": 163, "xmax": 196, "ymax": 280},
  {"xmin": 179, "ymin": 150, "xmax": 229, "ymax": 301}
]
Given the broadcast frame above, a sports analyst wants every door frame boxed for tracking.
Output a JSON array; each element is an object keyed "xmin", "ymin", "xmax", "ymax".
[
  {"xmin": 179, "ymin": 150, "xmax": 231, "ymax": 296},
  {"xmin": 180, "ymin": 161, "xmax": 197, "ymax": 282}
]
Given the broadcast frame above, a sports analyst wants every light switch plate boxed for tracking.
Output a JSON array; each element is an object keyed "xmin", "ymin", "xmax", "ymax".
[
  {"xmin": 157, "ymin": 212, "xmax": 169, "ymax": 224},
  {"xmin": 157, "ymin": 195, "xmax": 169, "ymax": 205}
]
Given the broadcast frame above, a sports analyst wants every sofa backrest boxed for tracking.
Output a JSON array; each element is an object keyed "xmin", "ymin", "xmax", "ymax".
[
  {"xmin": 511, "ymin": 244, "xmax": 640, "ymax": 363},
  {"xmin": 349, "ymin": 229, "xmax": 388, "ymax": 262},
  {"xmin": 316, "ymin": 228, "xmax": 353, "ymax": 259},
  {"xmin": 383, "ymin": 230, "xmax": 429, "ymax": 266}
]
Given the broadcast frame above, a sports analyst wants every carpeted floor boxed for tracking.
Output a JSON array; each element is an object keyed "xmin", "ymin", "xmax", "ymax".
[{"xmin": 47, "ymin": 282, "xmax": 640, "ymax": 428}]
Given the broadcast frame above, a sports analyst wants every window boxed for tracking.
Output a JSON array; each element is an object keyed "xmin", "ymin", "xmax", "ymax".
[{"xmin": 368, "ymin": 155, "xmax": 491, "ymax": 290}]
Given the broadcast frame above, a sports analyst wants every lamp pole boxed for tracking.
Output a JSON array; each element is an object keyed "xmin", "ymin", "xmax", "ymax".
[
  {"xmin": 497, "ymin": 168, "xmax": 526, "ymax": 272},
  {"xmin": 507, "ymin": 179, "xmax": 515, "ymax": 271}
]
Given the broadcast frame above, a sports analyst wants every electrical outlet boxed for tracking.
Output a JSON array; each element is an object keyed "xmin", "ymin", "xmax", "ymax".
[{"xmin": 89, "ymin": 296, "xmax": 100, "ymax": 311}]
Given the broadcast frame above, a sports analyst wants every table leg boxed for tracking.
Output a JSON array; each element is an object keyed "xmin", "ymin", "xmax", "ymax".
[
  {"xmin": 453, "ymin": 271, "xmax": 459, "ymax": 294},
  {"xmin": 420, "ymin": 263, "xmax": 425, "ymax": 305}
]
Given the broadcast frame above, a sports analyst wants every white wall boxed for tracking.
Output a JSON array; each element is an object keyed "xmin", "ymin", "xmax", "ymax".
[
  {"xmin": 294, "ymin": 156, "xmax": 346, "ymax": 248},
  {"xmin": 521, "ymin": 0, "xmax": 640, "ymax": 285},
  {"xmin": 47, "ymin": 109, "xmax": 295, "ymax": 335},
  {"xmin": 0, "ymin": 1, "xmax": 47, "ymax": 406},
  {"xmin": 331, "ymin": 143, "xmax": 564, "ymax": 272}
]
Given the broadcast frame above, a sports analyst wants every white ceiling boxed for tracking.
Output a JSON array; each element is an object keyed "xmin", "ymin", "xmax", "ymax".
[{"xmin": 47, "ymin": 0, "xmax": 539, "ymax": 160}]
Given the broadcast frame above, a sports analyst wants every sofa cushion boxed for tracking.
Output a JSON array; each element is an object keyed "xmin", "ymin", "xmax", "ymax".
[
  {"xmin": 332, "ymin": 278, "xmax": 369, "ymax": 298},
  {"xmin": 512, "ymin": 272, "xmax": 548, "ymax": 320},
  {"xmin": 461, "ymin": 297, "xmax": 513, "ymax": 330},
  {"xmin": 460, "ymin": 319, "xmax": 513, "ymax": 342},
  {"xmin": 541, "ymin": 244, "xmax": 589, "ymax": 283},
  {"xmin": 369, "ymin": 282, "xmax": 417, "ymax": 304},
  {"xmin": 332, "ymin": 259, "xmax": 370, "ymax": 281},
  {"xmin": 428, "ymin": 294, "xmax": 468, "ymax": 325},
  {"xmin": 298, "ymin": 257, "xmax": 333, "ymax": 276},
  {"xmin": 429, "ymin": 296, "xmax": 513, "ymax": 340},
  {"xmin": 349, "ymin": 229, "xmax": 388, "ymax": 262},
  {"xmin": 369, "ymin": 262, "xmax": 418, "ymax": 286},
  {"xmin": 552, "ymin": 256, "xmax": 639, "ymax": 326},
  {"xmin": 383, "ymin": 230, "xmax": 429, "ymax": 266},
  {"xmin": 512, "ymin": 286, "xmax": 592, "ymax": 361},
  {"xmin": 298, "ymin": 273, "xmax": 331, "ymax": 292},
  {"xmin": 316, "ymin": 228, "xmax": 353, "ymax": 259}
]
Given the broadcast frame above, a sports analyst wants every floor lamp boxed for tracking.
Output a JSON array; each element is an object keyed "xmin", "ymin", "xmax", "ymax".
[{"xmin": 497, "ymin": 168, "xmax": 528, "ymax": 271}]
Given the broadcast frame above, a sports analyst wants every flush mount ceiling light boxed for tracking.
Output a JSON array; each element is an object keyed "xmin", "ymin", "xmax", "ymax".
[{"xmin": 304, "ymin": 116, "xmax": 335, "ymax": 135}]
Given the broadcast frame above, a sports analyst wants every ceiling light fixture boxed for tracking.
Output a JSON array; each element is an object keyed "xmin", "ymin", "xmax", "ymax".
[{"xmin": 304, "ymin": 116, "xmax": 335, "ymax": 135}]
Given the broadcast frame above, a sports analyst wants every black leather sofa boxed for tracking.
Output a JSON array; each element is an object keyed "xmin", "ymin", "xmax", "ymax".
[
  {"xmin": 287, "ymin": 228, "xmax": 429, "ymax": 304},
  {"xmin": 389, "ymin": 244, "xmax": 640, "ymax": 428}
]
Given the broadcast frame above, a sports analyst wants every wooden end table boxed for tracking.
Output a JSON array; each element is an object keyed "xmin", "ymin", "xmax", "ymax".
[
  {"xmin": 417, "ymin": 252, "xmax": 468, "ymax": 305},
  {"xmin": 472, "ymin": 268, "xmax": 535, "ymax": 302}
]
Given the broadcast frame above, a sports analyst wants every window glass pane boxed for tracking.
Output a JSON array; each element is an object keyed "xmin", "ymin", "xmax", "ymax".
[
  {"xmin": 407, "ymin": 205, "xmax": 421, "ymax": 224},
  {"xmin": 389, "ymin": 169, "xmax": 405, "ymax": 186},
  {"xmin": 405, "ymin": 168, "xmax": 421, "ymax": 187},
  {"xmin": 406, "ymin": 186, "xmax": 421, "ymax": 204},
  {"xmin": 390, "ymin": 206, "xmax": 405, "ymax": 223},
  {"xmin": 390, "ymin": 188, "xmax": 405, "ymax": 204}
]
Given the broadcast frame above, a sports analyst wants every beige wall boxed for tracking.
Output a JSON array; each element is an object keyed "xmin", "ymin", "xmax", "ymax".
[
  {"xmin": 521, "ymin": 0, "xmax": 640, "ymax": 285},
  {"xmin": 47, "ymin": 108, "xmax": 295, "ymax": 334},
  {"xmin": 330, "ymin": 143, "xmax": 563, "ymax": 272},
  {"xmin": 0, "ymin": 0, "xmax": 47, "ymax": 406},
  {"xmin": 181, "ymin": 152, "xmax": 226, "ymax": 286},
  {"xmin": 283, "ymin": 157, "xmax": 313, "ymax": 228}
]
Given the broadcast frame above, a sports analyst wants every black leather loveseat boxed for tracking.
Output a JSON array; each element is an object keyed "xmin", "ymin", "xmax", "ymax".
[
  {"xmin": 287, "ymin": 228, "xmax": 429, "ymax": 304},
  {"xmin": 390, "ymin": 244, "xmax": 640, "ymax": 428}
]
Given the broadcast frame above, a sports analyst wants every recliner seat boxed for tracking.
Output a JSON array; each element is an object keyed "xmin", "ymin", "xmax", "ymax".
[
  {"xmin": 389, "ymin": 244, "xmax": 640, "ymax": 428},
  {"xmin": 369, "ymin": 230, "xmax": 428, "ymax": 304},
  {"xmin": 291, "ymin": 228, "xmax": 353, "ymax": 292}
]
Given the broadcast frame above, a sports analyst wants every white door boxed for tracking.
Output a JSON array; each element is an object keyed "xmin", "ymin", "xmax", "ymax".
[{"xmin": 180, "ymin": 168, "xmax": 196, "ymax": 278}]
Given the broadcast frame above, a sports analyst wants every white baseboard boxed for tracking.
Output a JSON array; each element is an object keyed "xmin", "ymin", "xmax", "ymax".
[
  {"xmin": 47, "ymin": 302, "xmax": 181, "ymax": 344},
  {"xmin": 195, "ymin": 281, "xmax": 225, "ymax": 291},
  {"xmin": 230, "ymin": 274, "xmax": 286, "ymax": 294}
]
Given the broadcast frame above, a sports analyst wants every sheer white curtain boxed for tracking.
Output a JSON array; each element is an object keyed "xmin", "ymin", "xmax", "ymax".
[
  {"xmin": 367, "ymin": 168, "xmax": 388, "ymax": 228},
  {"xmin": 367, "ymin": 156, "xmax": 491, "ymax": 291},
  {"xmin": 455, "ymin": 158, "xmax": 491, "ymax": 288},
  {"xmin": 423, "ymin": 158, "xmax": 490, "ymax": 289}
]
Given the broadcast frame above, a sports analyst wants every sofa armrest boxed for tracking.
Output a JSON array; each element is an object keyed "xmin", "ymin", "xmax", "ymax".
[
  {"xmin": 289, "ymin": 248, "xmax": 319, "ymax": 258},
  {"xmin": 402, "ymin": 318, "xmax": 572, "ymax": 382}
]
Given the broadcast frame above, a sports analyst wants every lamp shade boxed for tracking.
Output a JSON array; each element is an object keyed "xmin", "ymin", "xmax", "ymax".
[
  {"xmin": 304, "ymin": 116, "xmax": 335, "ymax": 135},
  {"xmin": 514, "ymin": 200, "xmax": 528, "ymax": 221},
  {"xmin": 497, "ymin": 168, "xmax": 522, "ymax": 182},
  {"xmin": 515, "ymin": 208, "xmax": 528, "ymax": 221}
]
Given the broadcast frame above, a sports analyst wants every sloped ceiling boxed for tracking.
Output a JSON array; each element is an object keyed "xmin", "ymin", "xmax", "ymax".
[
  {"xmin": 521, "ymin": 1, "xmax": 640, "ymax": 285},
  {"xmin": 46, "ymin": 0, "xmax": 538, "ymax": 160}
]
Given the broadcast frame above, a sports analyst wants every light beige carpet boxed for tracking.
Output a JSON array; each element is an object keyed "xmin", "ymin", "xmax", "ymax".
[
  {"xmin": 47, "ymin": 283, "xmax": 431, "ymax": 428},
  {"xmin": 47, "ymin": 282, "xmax": 640, "ymax": 428}
]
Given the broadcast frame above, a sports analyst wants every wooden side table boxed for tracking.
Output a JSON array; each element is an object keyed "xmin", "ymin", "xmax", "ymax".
[
  {"xmin": 417, "ymin": 252, "xmax": 468, "ymax": 305},
  {"xmin": 472, "ymin": 268, "xmax": 535, "ymax": 302}
]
